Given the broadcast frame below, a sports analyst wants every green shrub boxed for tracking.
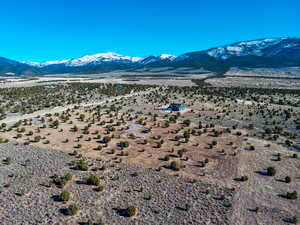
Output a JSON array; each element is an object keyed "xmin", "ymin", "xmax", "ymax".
[
  {"xmin": 95, "ymin": 145, "xmax": 102, "ymax": 151},
  {"xmin": 34, "ymin": 136, "xmax": 41, "ymax": 142},
  {"xmin": 290, "ymin": 216, "xmax": 298, "ymax": 224},
  {"xmin": 120, "ymin": 141, "xmax": 130, "ymax": 148},
  {"xmin": 95, "ymin": 184, "xmax": 104, "ymax": 192},
  {"xmin": 86, "ymin": 174, "xmax": 100, "ymax": 185},
  {"xmin": 183, "ymin": 120, "xmax": 191, "ymax": 126},
  {"xmin": 53, "ymin": 173, "xmax": 72, "ymax": 188},
  {"xmin": 126, "ymin": 206, "xmax": 136, "ymax": 217},
  {"xmin": 132, "ymin": 172, "xmax": 139, "ymax": 177},
  {"xmin": 185, "ymin": 203, "xmax": 191, "ymax": 211},
  {"xmin": 0, "ymin": 138, "xmax": 8, "ymax": 143},
  {"xmin": 170, "ymin": 161, "xmax": 180, "ymax": 171},
  {"xmin": 70, "ymin": 150, "xmax": 78, "ymax": 156},
  {"xmin": 102, "ymin": 136, "xmax": 111, "ymax": 143},
  {"xmin": 267, "ymin": 167, "xmax": 276, "ymax": 176},
  {"xmin": 66, "ymin": 205, "xmax": 79, "ymax": 216},
  {"xmin": 164, "ymin": 155, "xmax": 170, "ymax": 161},
  {"xmin": 53, "ymin": 177, "xmax": 67, "ymax": 188},
  {"xmin": 59, "ymin": 190, "xmax": 71, "ymax": 202},
  {"xmin": 79, "ymin": 114, "xmax": 85, "ymax": 121},
  {"xmin": 240, "ymin": 176, "xmax": 248, "ymax": 182},
  {"xmin": 64, "ymin": 173, "xmax": 73, "ymax": 181},
  {"xmin": 75, "ymin": 159, "xmax": 89, "ymax": 171},
  {"xmin": 76, "ymin": 144, "xmax": 82, "ymax": 148},
  {"xmin": 285, "ymin": 176, "xmax": 291, "ymax": 183},
  {"xmin": 177, "ymin": 150, "xmax": 184, "ymax": 158},
  {"xmin": 87, "ymin": 219, "xmax": 94, "ymax": 225},
  {"xmin": 4, "ymin": 157, "xmax": 12, "ymax": 165},
  {"xmin": 287, "ymin": 191, "xmax": 297, "ymax": 200}
]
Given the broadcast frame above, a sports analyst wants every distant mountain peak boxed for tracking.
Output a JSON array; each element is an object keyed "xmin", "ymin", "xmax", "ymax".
[
  {"xmin": 22, "ymin": 60, "xmax": 68, "ymax": 67},
  {"xmin": 159, "ymin": 54, "xmax": 176, "ymax": 60},
  {"xmin": 65, "ymin": 52, "xmax": 142, "ymax": 67},
  {"xmin": 206, "ymin": 37, "xmax": 291, "ymax": 60},
  {"xmin": 23, "ymin": 52, "xmax": 143, "ymax": 68}
]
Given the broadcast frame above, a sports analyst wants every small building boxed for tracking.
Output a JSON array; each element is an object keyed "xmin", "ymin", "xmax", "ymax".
[
  {"xmin": 115, "ymin": 84, "xmax": 125, "ymax": 88},
  {"xmin": 168, "ymin": 104, "xmax": 186, "ymax": 111},
  {"xmin": 162, "ymin": 103, "xmax": 186, "ymax": 112}
]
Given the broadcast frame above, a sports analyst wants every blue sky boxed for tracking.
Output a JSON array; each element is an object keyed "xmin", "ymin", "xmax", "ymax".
[{"xmin": 1, "ymin": 0, "xmax": 300, "ymax": 62}]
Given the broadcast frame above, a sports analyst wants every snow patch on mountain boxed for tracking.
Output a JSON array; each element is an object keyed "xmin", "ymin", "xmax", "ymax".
[
  {"xmin": 21, "ymin": 61, "xmax": 40, "ymax": 67},
  {"xmin": 207, "ymin": 38, "xmax": 288, "ymax": 59},
  {"xmin": 282, "ymin": 43, "xmax": 299, "ymax": 48},
  {"xmin": 159, "ymin": 54, "xmax": 176, "ymax": 60},
  {"xmin": 138, "ymin": 54, "xmax": 177, "ymax": 65},
  {"xmin": 22, "ymin": 60, "xmax": 68, "ymax": 67},
  {"xmin": 42, "ymin": 60, "xmax": 69, "ymax": 66}
]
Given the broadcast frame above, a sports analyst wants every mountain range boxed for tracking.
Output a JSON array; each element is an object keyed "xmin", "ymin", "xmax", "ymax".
[{"xmin": 1, "ymin": 37, "xmax": 300, "ymax": 76}]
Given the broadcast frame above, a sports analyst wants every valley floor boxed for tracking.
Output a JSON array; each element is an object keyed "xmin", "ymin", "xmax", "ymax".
[{"xmin": 0, "ymin": 80, "xmax": 299, "ymax": 225}]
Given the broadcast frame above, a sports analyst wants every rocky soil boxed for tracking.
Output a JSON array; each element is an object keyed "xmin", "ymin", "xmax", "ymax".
[{"xmin": 0, "ymin": 142, "xmax": 234, "ymax": 225}]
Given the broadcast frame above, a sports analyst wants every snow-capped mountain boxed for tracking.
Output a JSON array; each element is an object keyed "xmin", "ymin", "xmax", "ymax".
[
  {"xmin": 23, "ymin": 53, "xmax": 177, "ymax": 68},
  {"xmin": 66, "ymin": 52, "xmax": 142, "ymax": 67},
  {"xmin": 23, "ymin": 52, "xmax": 143, "ymax": 68},
  {"xmin": 22, "ymin": 60, "xmax": 68, "ymax": 68},
  {"xmin": 0, "ymin": 57, "xmax": 40, "ymax": 75},
  {"xmin": 206, "ymin": 38, "xmax": 288, "ymax": 60},
  {"xmin": 172, "ymin": 37, "xmax": 300, "ymax": 71},
  {"xmin": 2, "ymin": 37, "xmax": 300, "ymax": 75},
  {"xmin": 139, "ymin": 54, "xmax": 176, "ymax": 65}
]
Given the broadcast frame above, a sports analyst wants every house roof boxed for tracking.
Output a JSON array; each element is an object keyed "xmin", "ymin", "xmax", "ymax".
[{"xmin": 169, "ymin": 104, "xmax": 185, "ymax": 107}]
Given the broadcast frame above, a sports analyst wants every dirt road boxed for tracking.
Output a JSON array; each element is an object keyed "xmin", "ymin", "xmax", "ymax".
[{"xmin": 0, "ymin": 87, "xmax": 158, "ymax": 124}]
